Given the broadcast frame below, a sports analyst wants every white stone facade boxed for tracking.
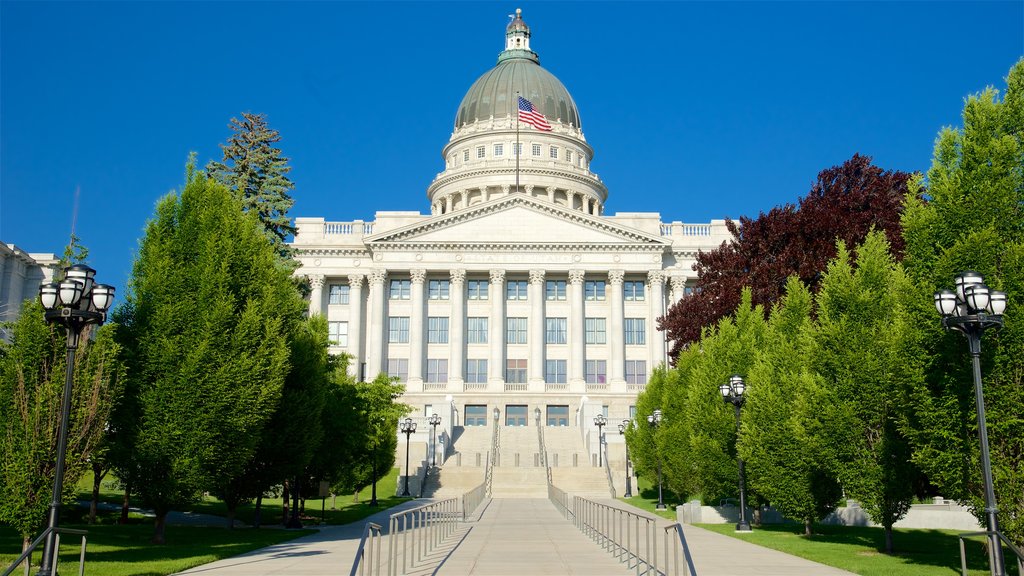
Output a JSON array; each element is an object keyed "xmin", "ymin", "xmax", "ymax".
[{"xmin": 0, "ymin": 241, "xmax": 58, "ymax": 341}]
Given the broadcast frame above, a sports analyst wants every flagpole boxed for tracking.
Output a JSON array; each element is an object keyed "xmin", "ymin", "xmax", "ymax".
[{"xmin": 515, "ymin": 92, "xmax": 520, "ymax": 194}]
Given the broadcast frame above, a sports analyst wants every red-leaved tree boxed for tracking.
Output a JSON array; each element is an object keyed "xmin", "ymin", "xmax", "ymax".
[{"xmin": 659, "ymin": 154, "xmax": 914, "ymax": 362}]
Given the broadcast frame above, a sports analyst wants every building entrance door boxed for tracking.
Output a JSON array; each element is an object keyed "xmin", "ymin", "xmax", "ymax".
[{"xmin": 505, "ymin": 405, "xmax": 528, "ymax": 426}]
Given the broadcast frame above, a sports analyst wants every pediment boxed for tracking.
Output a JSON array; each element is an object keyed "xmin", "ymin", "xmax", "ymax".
[{"xmin": 365, "ymin": 196, "xmax": 667, "ymax": 248}]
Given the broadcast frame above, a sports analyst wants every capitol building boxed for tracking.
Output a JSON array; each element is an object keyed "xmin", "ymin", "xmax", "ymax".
[{"xmin": 292, "ymin": 10, "xmax": 729, "ymax": 484}]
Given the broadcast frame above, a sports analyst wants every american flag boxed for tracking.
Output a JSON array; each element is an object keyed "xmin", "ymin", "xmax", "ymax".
[{"xmin": 517, "ymin": 96, "xmax": 552, "ymax": 131}]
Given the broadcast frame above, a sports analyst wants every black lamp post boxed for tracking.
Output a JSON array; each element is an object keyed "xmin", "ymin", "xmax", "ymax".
[
  {"xmin": 935, "ymin": 271, "xmax": 1008, "ymax": 576},
  {"xmin": 594, "ymin": 414, "xmax": 607, "ymax": 467},
  {"xmin": 618, "ymin": 419, "xmax": 632, "ymax": 498},
  {"xmin": 400, "ymin": 417, "xmax": 417, "ymax": 497},
  {"xmin": 428, "ymin": 413, "xmax": 441, "ymax": 468},
  {"xmin": 720, "ymin": 374, "xmax": 752, "ymax": 532},
  {"xmin": 37, "ymin": 265, "xmax": 115, "ymax": 576},
  {"xmin": 647, "ymin": 409, "xmax": 666, "ymax": 510}
]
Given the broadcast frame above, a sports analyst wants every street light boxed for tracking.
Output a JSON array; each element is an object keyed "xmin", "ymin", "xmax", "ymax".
[
  {"xmin": 37, "ymin": 264, "xmax": 114, "ymax": 576},
  {"xmin": 646, "ymin": 409, "xmax": 666, "ymax": 510},
  {"xmin": 428, "ymin": 413, "xmax": 442, "ymax": 468},
  {"xmin": 720, "ymin": 374, "xmax": 752, "ymax": 532},
  {"xmin": 400, "ymin": 417, "xmax": 417, "ymax": 497},
  {"xmin": 935, "ymin": 271, "xmax": 1008, "ymax": 576},
  {"xmin": 618, "ymin": 419, "xmax": 633, "ymax": 498},
  {"xmin": 594, "ymin": 414, "xmax": 607, "ymax": 467}
]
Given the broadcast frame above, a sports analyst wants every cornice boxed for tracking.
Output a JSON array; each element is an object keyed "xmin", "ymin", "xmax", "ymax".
[
  {"xmin": 295, "ymin": 248, "xmax": 373, "ymax": 258},
  {"xmin": 369, "ymin": 242, "xmax": 666, "ymax": 252},
  {"xmin": 427, "ymin": 166, "xmax": 607, "ymax": 198}
]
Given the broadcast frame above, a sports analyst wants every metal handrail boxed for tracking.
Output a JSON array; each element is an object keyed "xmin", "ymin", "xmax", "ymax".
[
  {"xmin": 349, "ymin": 522, "xmax": 383, "ymax": 576},
  {"xmin": 602, "ymin": 440, "xmax": 617, "ymax": 498},
  {"xmin": 572, "ymin": 496, "xmax": 697, "ymax": 576},
  {"xmin": 549, "ymin": 483, "xmax": 573, "ymax": 521},
  {"xmin": 537, "ymin": 416, "xmax": 553, "ymax": 486},
  {"xmin": 957, "ymin": 530, "xmax": 1024, "ymax": 576},
  {"xmin": 3, "ymin": 526, "xmax": 88, "ymax": 576},
  {"xmin": 415, "ymin": 446, "xmax": 429, "ymax": 498},
  {"xmin": 387, "ymin": 497, "xmax": 461, "ymax": 576},
  {"xmin": 462, "ymin": 481, "xmax": 487, "ymax": 520}
]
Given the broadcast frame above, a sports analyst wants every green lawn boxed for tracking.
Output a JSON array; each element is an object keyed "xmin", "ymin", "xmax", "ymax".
[{"xmin": 619, "ymin": 475, "xmax": 681, "ymax": 520}]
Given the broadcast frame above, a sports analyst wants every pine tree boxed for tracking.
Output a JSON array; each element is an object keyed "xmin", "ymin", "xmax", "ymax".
[{"xmin": 207, "ymin": 112, "xmax": 298, "ymax": 263}]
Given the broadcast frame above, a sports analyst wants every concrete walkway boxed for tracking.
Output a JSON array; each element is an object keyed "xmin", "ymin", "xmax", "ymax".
[{"xmin": 175, "ymin": 497, "xmax": 855, "ymax": 576}]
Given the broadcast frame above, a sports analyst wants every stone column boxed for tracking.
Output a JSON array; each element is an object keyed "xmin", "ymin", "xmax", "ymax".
[
  {"xmin": 409, "ymin": 269, "xmax": 426, "ymax": 388},
  {"xmin": 445, "ymin": 195, "xmax": 453, "ymax": 213},
  {"xmin": 528, "ymin": 269, "xmax": 546, "ymax": 386},
  {"xmin": 670, "ymin": 275, "xmax": 687, "ymax": 305},
  {"xmin": 568, "ymin": 269, "xmax": 586, "ymax": 387},
  {"xmin": 608, "ymin": 270, "xmax": 625, "ymax": 386},
  {"xmin": 449, "ymin": 269, "xmax": 466, "ymax": 386},
  {"xmin": 366, "ymin": 269, "xmax": 387, "ymax": 379},
  {"xmin": 488, "ymin": 269, "xmax": 506, "ymax": 384},
  {"xmin": 348, "ymin": 274, "xmax": 365, "ymax": 379},
  {"xmin": 308, "ymin": 274, "xmax": 325, "ymax": 316},
  {"xmin": 648, "ymin": 270, "xmax": 666, "ymax": 369}
]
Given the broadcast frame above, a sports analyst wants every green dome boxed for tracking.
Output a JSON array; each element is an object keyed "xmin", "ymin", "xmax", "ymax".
[{"xmin": 454, "ymin": 54, "xmax": 582, "ymax": 130}]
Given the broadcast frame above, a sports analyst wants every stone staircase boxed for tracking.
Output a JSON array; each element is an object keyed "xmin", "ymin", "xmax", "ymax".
[
  {"xmin": 492, "ymin": 425, "xmax": 547, "ymax": 497},
  {"xmin": 544, "ymin": 427, "xmax": 613, "ymax": 498},
  {"xmin": 419, "ymin": 426, "xmax": 489, "ymax": 498}
]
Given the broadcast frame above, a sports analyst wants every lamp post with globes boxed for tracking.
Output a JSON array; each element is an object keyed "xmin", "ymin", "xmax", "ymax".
[
  {"xmin": 935, "ymin": 271, "xmax": 1008, "ymax": 576},
  {"xmin": 400, "ymin": 418, "xmax": 417, "ymax": 497},
  {"xmin": 647, "ymin": 409, "xmax": 666, "ymax": 510},
  {"xmin": 618, "ymin": 419, "xmax": 633, "ymax": 498},
  {"xmin": 594, "ymin": 414, "xmax": 607, "ymax": 467},
  {"xmin": 720, "ymin": 374, "xmax": 752, "ymax": 532},
  {"xmin": 428, "ymin": 413, "xmax": 442, "ymax": 468},
  {"xmin": 37, "ymin": 264, "xmax": 115, "ymax": 576}
]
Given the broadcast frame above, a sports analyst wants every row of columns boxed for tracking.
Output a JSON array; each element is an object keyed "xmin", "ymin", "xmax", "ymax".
[
  {"xmin": 431, "ymin": 186, "xmax": 602, "ymax": 216},
  {"xmin": 308, "ymin": 268, "xmax": 687, "ymax": 385}
]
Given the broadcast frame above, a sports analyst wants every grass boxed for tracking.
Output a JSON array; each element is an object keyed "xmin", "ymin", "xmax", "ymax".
[
  {"xmin": 697, "ymin": 522, "xmax": 1021, "ymax": 576},
  {"xmin": 619, "ymin": 475, "xmax": 681, "ymax": 520}
]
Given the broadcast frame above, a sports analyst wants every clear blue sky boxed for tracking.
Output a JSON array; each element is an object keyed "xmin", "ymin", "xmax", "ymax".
[{"xmin": 2, "ymin": 1, "xmax": 1022, "ymax": 298}]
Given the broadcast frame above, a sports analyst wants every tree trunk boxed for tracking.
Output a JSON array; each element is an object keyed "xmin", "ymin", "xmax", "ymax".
[
  {"xmin": 226, "ymin": 503, "xmax": 236, "ymax": 530},
  {"xmin": 331, "ymin": 492, "xmax": 336, "ymax": 510},
  {"xmin": 21, "ymin": 536, "xmax": 31, "ymax": 576},
  {"xmin": 884, "ymin": 524, "xmax": 894, "ymax": 553},
  {"xmin": 286, "ymin": 476, "xmax": 303, "ymax": 528},
  {"xmin": 804, "ymin": 518, "xmax": 812, "ymax": 536},
  {"xmin": 152, "ymin": 511, "xmax": 168, "ymax": 544},
  {"xmin": 119, "ymin": 485, "xmax": 132, "ymax": 524},
  {"xmin": 281, "ymin": 481, "xmax": 290, "ymax": 525},
  {"xmin": 253, "ymin": 494, "xmax": 263, "ymax": 528},
  {"xmin": 89, "ymin": 463, "xmax": 107, "ymax": 525}
]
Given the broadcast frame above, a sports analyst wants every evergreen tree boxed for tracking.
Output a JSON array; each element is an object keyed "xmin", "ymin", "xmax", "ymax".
[
  {"xmin": 116, "ymin": 160, "xmax": 305, "ymax": 543},
  {"xmin": 207, "ymin": 112, "xmax": 297, "ymax": 263},
  {"xmin": 901, "ymin": 58, "xmax": 1024, "ymax": 546}
]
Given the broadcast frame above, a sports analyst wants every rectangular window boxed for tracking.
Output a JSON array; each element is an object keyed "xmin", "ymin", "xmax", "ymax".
[
  {"xmin": 566, "ymin": 150, "xmax": 573, "ymax": 162},
  {"xmin": 585, "ymin": 317, "xmax": 607, "ymax": 344},
  {"xmin": 467, "ymin": 279, "xmax": 489, "ymax": 300},
  {"xmin": 428, "ymin": 317, "xmax": 449, "ymax": 344},
  {"xmin": 513, "ymin": 143, "xmax": 522, "ymax": 156},
  {"xmin": 328, "ymin": 284, "xmax": 350, "ymax": 305},
  {"xmin": 545, "ymin": 280, "xmax": 566, "ymax": 301},
  {"xmin": 624, "ymin": 281, "xmax": 646, "ymax": 301},
  {"xmin": 428, "ymin": 279, "xmax": 450, "ymax": 300},
  {"xmin": 477, "ymin": 146, "xmax": 485, "ymax": 159},
  {"xmin": 585, "ymin": 280, "xmax": 606, "ymax": 301},
  {"xmin": 549, "ymin": 146, "xmax": 558, "ymax": 159},
  {"xmin": 532, "ymin": 143, "xmax": 541, "ymax": 156},
  {"xmin": 545, "ymin": 317, "xmax": 567, "ymax": 344},
  {"xmin": 585, "ymin": 360, "xmax": 607, "ymax": 384},
  {"xmin": 389, "ymin": 279, "xmax": 411, "ymax": 300},
  {"xmin": 388, "ymin": 316, "xmax": 410, "ymax": 343},
  {"xmin": 463, "ymin": 149, "xmax": 469, "ymax": 162},
  {"xmin": 626, "ymin": 360, "xmax": 648, "ymax": 385},
  {"xmin": 427, "ymin": 359, "xmax": 448, "ymax": 383},
  {"xmin": 467, "ymin": 317, "xmax": 488, "ymax": 344},
  {"xmin": 547, "ymin": 404, "xmax": 569, "ymax": 426},
  {"xmin": 328, "ymin": 321, "xmax": 348, "ymax": 347},
  {"xmin": 466, "ymin": 359, "xmax": 488, "ymax": 384},
  {"xmin": 506, "ymin": 280, "xmax": 528, "ymax": 301},
  {"xmin": 506, "ymin": 317, "xmax": 527, "ymax": 344},
  {"xmin": 545, "ymin": 359, "xmax": 567, "ymax": 383},
  {"xmin": 624, "ymin": 318, "xmax": 646, "ymax": 345},
  {"xmin": 387, "ymin": 358, "xmax": 409, "ymax": 381},
  {"xmin": 494, "ymin": 143, "xmax": 504, "ymax": 156},
  {"xmin": 505, "ymin": 359, "xmax": 527, "ymax": 383}
]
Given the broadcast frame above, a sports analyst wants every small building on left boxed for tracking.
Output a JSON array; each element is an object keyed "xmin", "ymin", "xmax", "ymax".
[{"xmin": 0, "ymin": 241, "xmax": 59, "ymax": 341}]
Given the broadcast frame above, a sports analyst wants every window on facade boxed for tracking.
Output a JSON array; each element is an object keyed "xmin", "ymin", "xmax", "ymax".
[
  {"xmin": 547, "ymin": 404, "xmax": 569, "ymax": 426},
  {"xmin": 466, "ymin": 404, "xmax": 488, "ymax": 426},
  {"xmin": 549, "ymin": 146, "xmax": 558, "ymax": 159},
  {"xmin": 629, "ymin": 404, "xmax": 637, "ymax": 419},
  {"xmin": 494, "ymin": 143, "xmax": 504, "ymax": 156},
  {"xmin": 585, "ymin": 281, "xmax": 606, "ymax": 301},
  {"xmin": 585, "ymin": 360, "xmax": 607, "ymax": 384},
  {"xmin": 513, "ymin": 143, "xmax": 522, "ymax": 157},
  {"xmin": 428, "ymin": 317, "xmax": 449, "ymax": 343},
  {"xmin": 466, "ymin": 359, "xmax": 488, "ymax": 384},
  {"xmin": 427, "ymin": 359, "xmax": 448, "ymax": 383},
  {"xmin": 545, "ymin": 317, "xmax": 567, "ymax": 344},
  {"xmin": 506, "ymin": 317, "xmax": 527, "ymax": 344},
  {"xmin": 428, "ymin": 279, "xmax": 450, "ymax": 300},
  {"xmin": 389, "ymin": 279, "xmax": 410, "ymax": 300},
  {"xmin": 624, "ymin": 281, "xmax": 645, "ymax": 301},
  {"xmin": 328, "ymin": 284, "xmax": 350, "ymax": 305},
  {"xmin": 566, "ymin": 150, "xmax": 573, "ymax": 163},
  {"xmin": 387, "ymin": 358, "xmax": 409, "ymax": 381},
  {"xmin": 506, "ymin": 280, "xmax": 528, "ymax": 301},
  {"xmin": 467, "ymin": 317, "xmax": 488, "ymax": 344},
  {"xmin": 505, "ymin": 359, "xmax": 527, "ymax": 383},
  {"xmin": 545, "ymin": 280, "xmax": 566, "ymax": 301},
  {"xmin": 626, "ymin": 360, "xmax": 647, "ymax": 385},
  {"xmin": 477, "ymin": 146, "xmax": 485, "ymax": 159},
  {"xmin": 532, "ymin": 143, "xmax": 541, "ymax": 156},
  {"xmin": 328, "ymin": 321, "xmax": 348, "ymax": 347},
  {"xmin": 585, "ymin": 317, "xmax": 607, "ymax": 344},
  {"xmin": 545, "ymin": 359, "xmax": 567, "ymax": 383},
  {"xmin": 388, "ymin": 316, "xmax": 410, "ymax": 343},
  {"xmin": 467, "ymin": 279, "xmax": 489, "ymax": 300},
  {"xmin": 624, "ymin": 318, "xmax": 646, "ymax": 345},
  {"xmin": 463, "ymin": 150, "xmax": 470, "ymax": 162}
]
